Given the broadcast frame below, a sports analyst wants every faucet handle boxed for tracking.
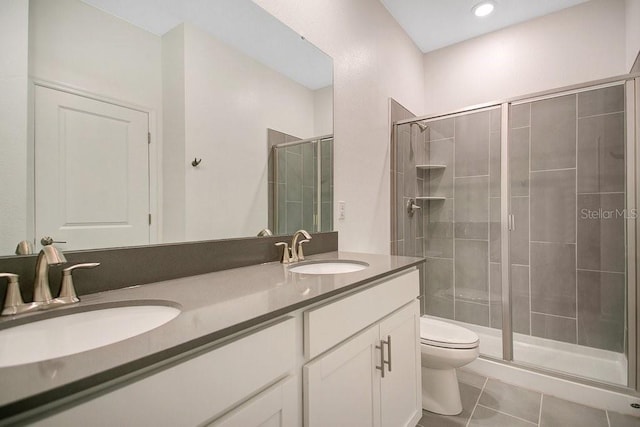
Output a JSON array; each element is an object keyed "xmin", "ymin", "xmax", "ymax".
[
  {"xmin": 56, "ymin": 262, "xmax": 100, "ymax": 304},
  {"xmin": 1, "ymin": 273, "xmax": 37, "ymax": 316},
  {"xmin": 296, "ymin": 239, "xmax": 310, "ymax": 261},
  {"xmin": 15, "ymin": 240, "xmax": 33, "ymax": 255},
  {"xmin": 275, "ymin": 242, "xmax": 292, "ymax": 264},
  {"xmin": 1, "ymin": 273, "xmax": 22, "ymax": 315}
]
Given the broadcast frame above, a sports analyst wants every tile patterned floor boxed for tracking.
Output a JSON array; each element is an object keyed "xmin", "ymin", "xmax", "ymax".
[{"xmin": 417, "ymin": 370, "xmax": 640, "ymax": 427}]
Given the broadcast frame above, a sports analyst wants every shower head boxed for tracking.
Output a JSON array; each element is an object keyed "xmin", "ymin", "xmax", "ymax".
[{"xmin": 411, "ymin": 121, "xmax": 429, "ymax": 132}]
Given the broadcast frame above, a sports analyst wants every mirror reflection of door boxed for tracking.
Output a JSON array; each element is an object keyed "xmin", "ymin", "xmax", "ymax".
[{"xmin": 34, "ymin": 85, "xmax": 150, "ymax": 251}]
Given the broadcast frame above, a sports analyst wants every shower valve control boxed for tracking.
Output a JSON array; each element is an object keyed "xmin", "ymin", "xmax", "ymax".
[{"xmin": 407, "ymin": 199, "xmax": 421, "ymax": 216}]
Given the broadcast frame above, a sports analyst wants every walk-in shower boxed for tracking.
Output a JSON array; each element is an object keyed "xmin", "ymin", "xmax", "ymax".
[
  {"xmin": 391, "ymin": 75, "xmax": 640, "ymax": 393},
  {"xmin": 270, "ymin": 133, "xmax": 333, "ymax": 235}
]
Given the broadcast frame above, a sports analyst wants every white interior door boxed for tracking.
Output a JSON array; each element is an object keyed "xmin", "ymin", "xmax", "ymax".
[{"xmin": 35, "ymin": 85, "xmax": 150, "ymax": 251}]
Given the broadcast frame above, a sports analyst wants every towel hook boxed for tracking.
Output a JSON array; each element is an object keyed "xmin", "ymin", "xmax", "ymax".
[{"xmin": 191, "ymin": 158, "xmax": 202, "ymax": 167}]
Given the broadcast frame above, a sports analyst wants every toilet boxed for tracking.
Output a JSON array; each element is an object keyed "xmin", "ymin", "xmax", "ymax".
[{"xmin": 419, "ymin": 316, "xmax": 480, "ymax": 415}]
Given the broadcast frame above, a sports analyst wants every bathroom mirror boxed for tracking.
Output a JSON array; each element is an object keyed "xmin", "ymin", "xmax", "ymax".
[{"xmin": 0, "ymin": 0, "xmax": 333, "ymax": 256}]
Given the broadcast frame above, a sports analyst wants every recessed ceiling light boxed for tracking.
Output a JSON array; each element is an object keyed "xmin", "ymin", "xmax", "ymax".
[{"xmin": 472, "ymin": 2, "xmax": 495, "ymax": 17}]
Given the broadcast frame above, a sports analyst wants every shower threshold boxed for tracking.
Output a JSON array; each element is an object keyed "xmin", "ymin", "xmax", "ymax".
[{"xmin": 425, "ymin": 315, "xmax": 627, "ymax": 386}]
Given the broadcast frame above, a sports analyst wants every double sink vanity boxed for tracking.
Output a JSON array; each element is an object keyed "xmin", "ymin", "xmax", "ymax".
[{"xmin": 0, "ymin": 235, "xmax": 424, "ymax": 426}]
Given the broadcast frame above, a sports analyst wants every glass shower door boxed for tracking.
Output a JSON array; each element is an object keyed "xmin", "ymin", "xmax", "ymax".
[
  {"xmin": 417, "ymin": 106, "xmax": 504, "ymax": 360},
  {"xmin": 509, "ymin": 84, "xmax": 628, "ymax": 386},
  {"xmin": 273, "ymin": 137, "xmax": 333, "ymax": 235}
]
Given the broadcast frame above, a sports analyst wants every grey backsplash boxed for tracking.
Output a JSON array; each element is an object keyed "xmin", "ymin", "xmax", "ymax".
[{"xmin": 0, "ymin": 232, "xmax": 338, "ymax": 303}]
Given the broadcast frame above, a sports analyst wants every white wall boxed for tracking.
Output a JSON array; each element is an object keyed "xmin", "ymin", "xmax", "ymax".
[
  {"xmin": 313, "ymin": 86, "xmax": 333, "ymax": 136},
  {"xmin": 627, "ymin": 0, "xmax": 640, "ymax": 72},
  {"xmin": 163, "ymin": 23, "xmax": 317, "ymax": 241},
  {"xmin": 254, "ymin": 0, "xmax": 425, "ymax": 254},
  {"xmin": 162, "ymin": 26, "xmax": 187, "ymax": 243},
  {"xmin": 29, "ymin": 0, "xmax": 162, "ymax": 111},
  {"xmin": 423, "ymin": 0, "xmax": 627, "ymax": 114},
  {"xmin": 0, "ymin": 0, "xmax": 29, "ymax": 254}
]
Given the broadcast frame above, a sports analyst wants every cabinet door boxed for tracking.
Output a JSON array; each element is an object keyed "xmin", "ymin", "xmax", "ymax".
[
  {"xmin": 210, "ymin": 377, "xmax": 297, "ymax": 427},
  {"xmin": 304, "ymin": 325, "xmax": 381, "ymax": 427},
  {"xmin": 379, "ymin": 301, "xmax": 421, "ymax": 427}
]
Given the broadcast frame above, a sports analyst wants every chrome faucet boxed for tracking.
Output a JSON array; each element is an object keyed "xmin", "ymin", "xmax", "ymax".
[
  {"xmin": 33, "ymin": 245, "xmax": 67, "ymax": 304},
  {"xmin": 290, "ymin": 230, "xmax": 312, "ymax": 262}
]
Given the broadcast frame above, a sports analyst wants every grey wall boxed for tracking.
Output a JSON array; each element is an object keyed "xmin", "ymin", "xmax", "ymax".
[
  {"xmin": 268, "ymin": 128, "xmax": 301, "ymax": 233},
  {"xmin": 418, "ymin": 84, "xmax": 626, "ymax": 354},
  {"xmin": 319, "ymin": 138, "xmax": 334, "ymax": 232},
  {"xmin": 421, "ymin": 108, "xmax": 501, "ymax": 328},
  {"xmin": 390, "ymin": 99, "xmax": 427, "ymax": 312},
  {"xmin": 391, "ymin": 100, "xmax": 423, "ymax": 258},
  {"xmin": 507, "ymin": 85, "xmax": 626, "ymax": 352}
]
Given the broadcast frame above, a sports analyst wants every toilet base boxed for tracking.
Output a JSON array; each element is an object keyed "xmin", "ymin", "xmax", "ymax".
[{"xmin": 421, "ymin": 366, "xmax": 462, "ymax": 415}]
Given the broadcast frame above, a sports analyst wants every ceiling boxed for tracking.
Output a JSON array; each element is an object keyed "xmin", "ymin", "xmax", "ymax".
[
  {"xmin": 80, "ymin": 0, "xmax": 332, "ymax": 90},
  {"xmin": 380, "ymin": 0, "xmax": 591, "ymax": 53},
  {"xmin": 79, "ymin": 0, "xmax": 592, "ymax": 88}
]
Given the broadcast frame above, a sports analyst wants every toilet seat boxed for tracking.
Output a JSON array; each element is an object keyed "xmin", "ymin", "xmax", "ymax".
[{"xmin": 420, "ymin": 317, "xmax": 479, "ymax": 349}]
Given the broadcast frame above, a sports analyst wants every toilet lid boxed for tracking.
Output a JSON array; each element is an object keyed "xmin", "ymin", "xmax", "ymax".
[{"xmin": 420, "ymin": 317, "xmax": 479, "ymax": 349}]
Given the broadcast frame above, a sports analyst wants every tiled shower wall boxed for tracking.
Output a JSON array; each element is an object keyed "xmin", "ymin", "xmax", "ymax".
[
  {"xmin": 268, "ymin": 129, "xmax": 333, "ymax": 235},
  {"xmin": 268, "ymin": 129, "xmax": 301, "ymax": 233},
  {"xmin": 319, "ymin": 138, "xmax": 334, "ymax": 231},
  {"xmin": 421, "ymin": 108, "xmax": 502, "ymax": 329},
  {"xmin": 497, "ymin": 85, "xmax": 627, "ymax": 353},
  {"xmin": 397, "ymin": 85, "xmax": 626, "ymax": 354},
  {"xmin": 390, "ymin": 99, "xmax": 424, "ymax": 259}
]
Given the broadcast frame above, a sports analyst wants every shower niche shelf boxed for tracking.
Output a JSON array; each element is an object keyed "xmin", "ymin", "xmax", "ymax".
[
  {"xmin": 416, "ymin": 164, "xmax": 446, "ymax": 170},
  {"xmin": 416, "ymin": 165, "xmax": 447, "ymax": 202}
]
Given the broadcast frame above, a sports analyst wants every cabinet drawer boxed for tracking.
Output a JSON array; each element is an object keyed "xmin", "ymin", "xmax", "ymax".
[
  {"xmin": 304, "ymin": 269, "xmax": 419, "ymax": 360},
  {"xmin": 209, "ymin": 376, "xmax": 296, "ymax": 427},
  {"xmin": 35, "ymin": 317, "xmax": 296, "ymax": 427}
]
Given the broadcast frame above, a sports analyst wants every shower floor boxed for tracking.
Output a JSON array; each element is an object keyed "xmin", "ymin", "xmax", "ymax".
[{"xmin": 426, "ymin": 316, "xmax": 628, "ymax": 386}]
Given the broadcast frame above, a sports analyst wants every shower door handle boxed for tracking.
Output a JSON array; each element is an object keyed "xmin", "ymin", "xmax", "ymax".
[{"xmin": 508, "ymin": 214, "xmax": 515, "ymax": 231}]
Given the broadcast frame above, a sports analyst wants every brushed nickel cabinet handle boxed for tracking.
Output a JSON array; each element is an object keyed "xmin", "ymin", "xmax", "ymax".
[
  {"xmin": 376, "ymin": 341, "xmax": 386, "ymax": 378},
  {"xmin": 385, "ymin": 335, "xmax": 392, "ymax": 373}
]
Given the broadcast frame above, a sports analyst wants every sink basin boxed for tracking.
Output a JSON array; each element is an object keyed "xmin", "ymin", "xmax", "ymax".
[
  {"xmin": 288, "ymin": 260, "xmax": 369, "ymax": 275},
  {"xmin": 0, "ymin": 304, "xmax": 180, "ymax": 367}
]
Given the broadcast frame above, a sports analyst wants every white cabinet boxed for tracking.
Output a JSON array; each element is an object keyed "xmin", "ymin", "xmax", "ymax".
[
  {"xmin": 379, "ymin": 302, "xmax": 422, "ymax": 427},
  {"xmin": 29, "ymin": 267, "xmax": 421, "ymax": 427},
  {"xmin": 304, "ymin": 322, "xmax": 381, "ymax": 426},
  {"xmin": 34, "ymin": 317, "xmax": 296, "ymax": 427},
  {"xmin": 209, "ymin": 377, "xmax": 297, "ymax": 427},
  {"xmin": 303, "ymin": 269, "xmax": 421, "ymax": 427}
]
